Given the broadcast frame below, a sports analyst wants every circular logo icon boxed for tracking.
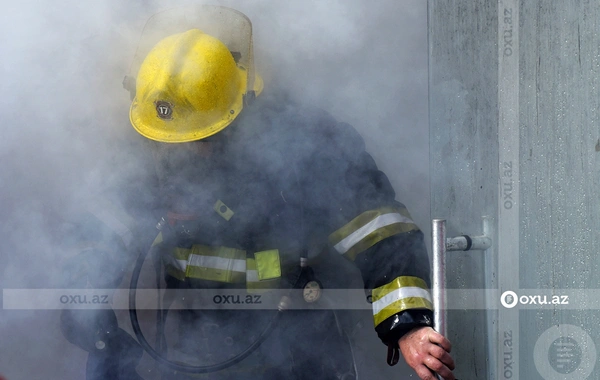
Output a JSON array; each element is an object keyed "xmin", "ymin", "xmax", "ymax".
[
  {"xmin": 501, "ymin": 290, "xmax": 518, "ymax": 309},
  {"xmin": 155, "ymin": 100, "xmax": 173, "ymax": 120},
  {"xmin": 534, "ymin": 324, "xmax": 596, "ymax": 379},
  {"xmin": 548, "ymin": 336, "xmax": 582, "ymax": 374}
]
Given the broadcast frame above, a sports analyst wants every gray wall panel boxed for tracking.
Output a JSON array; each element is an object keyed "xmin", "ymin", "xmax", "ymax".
[
  {"xmin": 430, "ymin": 0, "xmax": 600, "ymax": 379},
  {"xmin": 519, "ymin": 1, "xmax": 600, "ymax": 289},
  {"xmin": 519, "ymin": 1, "xmax": 600, "ymax": 379}
]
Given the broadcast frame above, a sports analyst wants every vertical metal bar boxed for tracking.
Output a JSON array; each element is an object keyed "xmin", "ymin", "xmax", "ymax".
[
  {"xmin": 432, "ymin": 219, "xmax": 447, "ymax": 380},
  {"xmin": 432, "ymin": 218, "xmax": 447, "ymax": 338}
]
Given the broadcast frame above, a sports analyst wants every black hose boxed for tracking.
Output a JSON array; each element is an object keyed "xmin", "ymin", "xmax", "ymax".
[
  {"xmin": 130, "ymin": 163, "xmax": 307, "ymax": 374},
  {"xmin": 128, "ymin": 242, "xmax": 281, "ymax": 374}
]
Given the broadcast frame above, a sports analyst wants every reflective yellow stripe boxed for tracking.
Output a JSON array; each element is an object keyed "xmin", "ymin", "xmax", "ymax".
[
  {"xmin": 246, "ymin": 252, "xmax": 281, "ymax": 293},
  {"xmin": 186, "ymin": 246, "xmax": 246, "ymax": 283},
  {"xmin": 246, "ymin": 259, "xmax": 267, "ymax": 291},
  {"xmin": 254, "ymin": 250, "xmax": 281, "ymax": 280},
  {"xmin": 329, "ymin": 207, "xmax": 418, "ymax": 261},
  {"xmin": 162, "ymin": 245, "xmax": 282, "ymax": 286},
  {"xmin": 372, "ymin": 276, "xmax": 433, "ymax": 327}
]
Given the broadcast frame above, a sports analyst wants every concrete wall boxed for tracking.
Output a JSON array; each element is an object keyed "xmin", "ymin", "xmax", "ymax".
[{"xmin": 429, "ymin": 1, "xmax": 600, "ymax": 379}]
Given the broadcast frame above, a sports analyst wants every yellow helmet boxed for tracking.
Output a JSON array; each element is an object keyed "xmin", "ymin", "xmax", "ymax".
[{"xmin": 127, "ymin": 7, "xmax": 264, "ymax": 143}]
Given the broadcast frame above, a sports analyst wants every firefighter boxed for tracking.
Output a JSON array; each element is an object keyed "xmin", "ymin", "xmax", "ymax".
[{"xmin": 60, "ymin": 6, "xmax": 455, "ymax": 380}]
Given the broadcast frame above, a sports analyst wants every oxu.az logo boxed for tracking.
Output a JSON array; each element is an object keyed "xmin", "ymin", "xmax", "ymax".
[
  {"xmin": 155, "ymin": 100, "xmax": 173, "ymax": 120},
  {"xmin": 500, "ymin": 290, "xmax": 569, "ymax": 309}
]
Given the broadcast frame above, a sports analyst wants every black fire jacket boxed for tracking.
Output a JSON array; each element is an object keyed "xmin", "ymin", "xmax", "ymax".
[{"xmin": 63, "ymin": 91, "xmax": 433, "ymax": 367}]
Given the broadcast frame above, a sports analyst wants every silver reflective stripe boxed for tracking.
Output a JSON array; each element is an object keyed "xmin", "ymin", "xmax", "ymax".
[
  {"xmin": 187, "ymin": 254, "xmax": 246, "ymax": 273},
  {"xmin": 372, "ymin": 287, "xmax": 433, "ymax": 316},
  {"xmin": 334, "ymin": 213, "xmax": 413, "ymax": 254},
  {"xmin": 246, "ymin": 269, "xmax": 259, "ymax": 283}
]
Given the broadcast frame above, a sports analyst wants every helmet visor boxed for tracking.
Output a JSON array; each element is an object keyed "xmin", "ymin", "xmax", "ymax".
[{"xmin": 128, "ymin": 5, "xmax": 258, "ymax": 97}]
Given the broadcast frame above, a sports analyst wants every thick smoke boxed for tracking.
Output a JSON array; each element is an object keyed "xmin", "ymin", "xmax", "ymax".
[{"xmin": 0, "ymin": 1, "xmax": 427, "ymax": 378}]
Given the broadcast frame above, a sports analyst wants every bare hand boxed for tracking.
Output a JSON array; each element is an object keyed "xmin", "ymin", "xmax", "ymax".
[{"xmin": 398, "ymin": 326, "xmax": 455, "ymax": 380}]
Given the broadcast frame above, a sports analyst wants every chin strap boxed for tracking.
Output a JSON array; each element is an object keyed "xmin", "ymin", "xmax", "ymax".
[{"xmin": 386, "ymin": 343, "xmax": 400, "ymax": 366}]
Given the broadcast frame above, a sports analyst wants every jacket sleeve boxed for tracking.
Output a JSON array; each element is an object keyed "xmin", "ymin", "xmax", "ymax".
[
  {"xmin": 254, "ymin": 101, "xmax": 433, "ymax": 348},
  {"xmin": 323, "ymin": 121, "xmax": 434, "ymax": 348}
]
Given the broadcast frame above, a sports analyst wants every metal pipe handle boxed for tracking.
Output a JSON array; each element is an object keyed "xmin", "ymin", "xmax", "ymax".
[
  {"xmin": 432, "ymin": 219, "xmax": 447, "ymax": 338},
  {"xmin": 446, "ymin": 235, "xmax": 492, "ymax": 252},
  {"xmin": 431, "ymin": 219, "xmax": 447, "ymax": 380},
  {"xmin": 431, "ymin": 217, "xmax": 492, "ymax": 380}
]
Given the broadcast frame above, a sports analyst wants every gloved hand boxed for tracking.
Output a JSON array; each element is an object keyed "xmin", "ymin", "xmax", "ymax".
[{"xmin": 398, "ymin": 326, "xmax": 455, "ymax": 380}]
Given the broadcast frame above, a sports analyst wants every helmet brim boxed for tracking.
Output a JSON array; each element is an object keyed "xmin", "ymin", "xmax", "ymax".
[{"xmin": 130, "ymin": 69, "xmax": 263, "ymax": 143}]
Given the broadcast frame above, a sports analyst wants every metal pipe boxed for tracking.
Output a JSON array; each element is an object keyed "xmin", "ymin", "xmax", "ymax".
[
  {"xmin": 446, "ymin": 235, "xmax": 492, "ymax": 251},
  {"xmin": 431, "ymin": 219, "xmax": 447, "ymax": 338},
  {"xmin": 431, "ymin": 219, "xmax": 447, "ymax": 380},
  {"xmin": 432, "ymin": 218, "xmax": 492, "ymax": 379}
]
